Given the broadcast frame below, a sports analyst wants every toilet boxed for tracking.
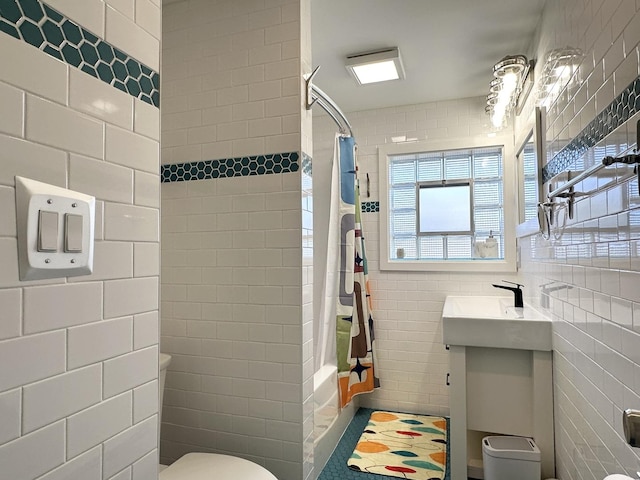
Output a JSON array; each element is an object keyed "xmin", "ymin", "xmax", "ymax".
[{"xmin": 158, "ymin": 353, "xmax": 278, "ymax": 480}]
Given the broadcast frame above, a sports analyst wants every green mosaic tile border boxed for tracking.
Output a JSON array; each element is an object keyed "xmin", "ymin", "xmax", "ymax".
[
  {"xmin": 0, "ymin": 0, "xmax": 160, "ymax": 107},
  {"xmin": 161, "ymin": 152, "xmax": 300, "ymax": 182},
  {"xmin": 543, "ymin": 74, "xmax": 640, "ymax": 182},
  {"xmin": 361, "ymin": 201, "xmax": 379, "ymax": 213}
]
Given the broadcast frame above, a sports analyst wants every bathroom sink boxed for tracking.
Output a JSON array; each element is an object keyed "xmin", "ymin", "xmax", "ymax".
[{"xmin": 442, "ymin": 296, "xmax": 552, "ymax": 351}]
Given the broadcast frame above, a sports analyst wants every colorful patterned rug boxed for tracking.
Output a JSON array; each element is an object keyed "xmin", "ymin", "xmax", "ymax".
[{"xmin": 347, "ymin": 411, "xmax": 447, "ymax": 480}]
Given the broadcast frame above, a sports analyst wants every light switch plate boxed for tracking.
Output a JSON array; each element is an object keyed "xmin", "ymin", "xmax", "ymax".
[{"xmin": 15, "ymin": 176, "xmax": 95, "ymax": 280}]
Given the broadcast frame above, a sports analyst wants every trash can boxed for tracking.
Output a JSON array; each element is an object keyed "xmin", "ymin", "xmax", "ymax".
[{"xmin": 482, "ymin": 435, "xmax": 541, "ymax": 480}]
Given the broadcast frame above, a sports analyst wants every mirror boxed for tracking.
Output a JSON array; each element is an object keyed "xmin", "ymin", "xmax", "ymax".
[{"xmin": 516, "ymin": 107, "xmax": 545, "ymax": 231}]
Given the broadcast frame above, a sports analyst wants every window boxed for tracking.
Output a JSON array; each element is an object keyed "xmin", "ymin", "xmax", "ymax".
[
  {"xmin": 418, "ymin": 181, "xmax": 473, "ymax": 234},
  {"xmin": 379, "ymin": 137, "xmax": 516, "ymax": 272}
]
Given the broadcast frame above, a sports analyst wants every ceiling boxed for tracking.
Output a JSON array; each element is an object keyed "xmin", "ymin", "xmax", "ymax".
[{"xmin": 311, "ymin": 0, "xmax": 546, "ymax": 113}]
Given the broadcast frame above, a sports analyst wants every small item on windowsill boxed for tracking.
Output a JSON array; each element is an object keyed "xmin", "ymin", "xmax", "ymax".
[
  {"xmin": 484, "ymin": 231, "xmax": 498, "ymax": 258},
  {"xmin": 474, "ymin": 231, "xmax": 498, "ymax": 258},
  {"xmin": 474, "ymin": 241, "xmax": 486, "ymax": 258}
]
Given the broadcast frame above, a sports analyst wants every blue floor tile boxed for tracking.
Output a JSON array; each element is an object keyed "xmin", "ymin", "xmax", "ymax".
[{"xmin": 318, "ymin": 408, "xmax": 451, "ymax": 480}]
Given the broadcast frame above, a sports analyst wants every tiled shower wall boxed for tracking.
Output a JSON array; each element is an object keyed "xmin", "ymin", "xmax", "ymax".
[
  {"xmin": 516, "ymin": 0, "xmax": 640, "ymax": 478},
  {"xmin": 161, "ymin": 171, "xmax": 306, "ymax": 477},
  {"xmin": 313, "ymin": 97, "xmax": 520, "ymax": 417},
  {"xmin": 160, "ymin": 1, "xmax": 314, "ymax": 480},
  {"xmin": 161, "ymin": 0, "xmax": 303, "ymax": 163},
  {"xmin": 0, "ymin": 1, "xmax": 161, "ymax": 479}
]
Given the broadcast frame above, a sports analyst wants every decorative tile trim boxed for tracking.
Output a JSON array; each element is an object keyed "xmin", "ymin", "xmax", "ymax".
[
  {"xmin": 361, "ymin": 201, "xmax": 379, "ymax": 213},
  {"xmin": 542, "ymin": 75, "xmax": 640, "ymax": 182},
  {"xmin": 0, "ymin": 0, "xmax": 160, "ymax": 107},
  {"xmin": 302, "ymin": 152, "xmax": 312, "ymax": 176},
  {"xmin": 161, "ymin": 152, "xmax": 300, "ymax": 182}
]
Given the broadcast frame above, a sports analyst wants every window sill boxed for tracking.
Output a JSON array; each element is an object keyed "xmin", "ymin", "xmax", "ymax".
[{"xmin": 380, "ymin": 258, "xmax": 517, "ymax": 273}]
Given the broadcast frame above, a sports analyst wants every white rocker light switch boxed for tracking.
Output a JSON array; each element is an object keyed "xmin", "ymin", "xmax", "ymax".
[
  {"xmin": 65, "ymin": 214, "xmax": 83, "ymax": 253},
  {"xmin": 37, "ymin": 210, "xmax": 58, "ymax": 252}
]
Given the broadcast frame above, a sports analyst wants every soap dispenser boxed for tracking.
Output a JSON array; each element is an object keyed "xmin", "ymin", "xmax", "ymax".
[{"xmin": 485, "ymin": 231, "xmax": 498, "ymax": 258}]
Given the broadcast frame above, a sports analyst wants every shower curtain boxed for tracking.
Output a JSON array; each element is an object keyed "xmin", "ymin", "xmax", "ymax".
[{"xmin": 332, "ymin": 135, "xmax": 380, "ymax": 408}]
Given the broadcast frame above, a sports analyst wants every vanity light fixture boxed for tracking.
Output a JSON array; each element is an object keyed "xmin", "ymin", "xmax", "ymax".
[
  {"xmin": 536, "ymin": 47, "xmax": 583, "ymax": 108},
  {"xmin": 345, "ymin": 47, "xmax": 405, "ymax": 85},
  {"xmin": 485, "ymin": 55, "xmax": 531, "ymax": 129}
]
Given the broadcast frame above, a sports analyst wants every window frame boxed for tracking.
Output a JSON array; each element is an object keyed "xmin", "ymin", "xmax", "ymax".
[
  {"xmin": 516, "ymin": 106, "xmax": 546, "ymax": 238},
  {"xmin": 378, "ymin": 135, "xmax": 517, "ymax": 272}
]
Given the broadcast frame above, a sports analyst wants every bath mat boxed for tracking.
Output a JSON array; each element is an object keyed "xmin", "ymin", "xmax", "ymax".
[{"xmin": 347, "ymin": 411, "xmax": 447, "ymax": 480}]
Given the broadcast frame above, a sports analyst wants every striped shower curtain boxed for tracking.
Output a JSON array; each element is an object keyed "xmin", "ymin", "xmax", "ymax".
[{"xmin": 335, "ymin": 135, "xmax": 380, "ymax": 408}]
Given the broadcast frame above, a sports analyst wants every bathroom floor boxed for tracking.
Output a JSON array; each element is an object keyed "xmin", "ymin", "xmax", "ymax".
[{"xmin": 318, "ymin": 408, "xmax": 451, "ymax": 480}]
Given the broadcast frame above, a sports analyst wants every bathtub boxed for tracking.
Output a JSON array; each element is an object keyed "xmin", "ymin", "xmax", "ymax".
[
  {"xmin": 313, "ymin": 365, "xmax": 356, "ymax": 476},
  {"xmin": 314, "ymin": 365, "xmax": 339, "ymax": 441}
]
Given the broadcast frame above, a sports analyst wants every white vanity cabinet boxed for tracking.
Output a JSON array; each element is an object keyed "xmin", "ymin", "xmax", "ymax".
[{"xmin": 442, "ymin": 296, "xmax": 555, "ymax": 479}]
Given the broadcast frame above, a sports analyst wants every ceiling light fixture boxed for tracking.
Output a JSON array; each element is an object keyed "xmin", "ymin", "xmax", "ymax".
[
  {"xmin": 485, "ymin": 55, "xmax": 531, "ymax": 129},
  {"xmin": 345, "ymin": 47, "xmax": 405, "ymax": 85}
]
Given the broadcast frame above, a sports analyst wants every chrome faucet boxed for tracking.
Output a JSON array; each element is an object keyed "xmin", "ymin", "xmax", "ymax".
[
  {"xmin": 539, "ymin": 282, "xmax": 573, "ymax": 308},
  {"xmin": 492, "ymin": 281, "xmax": 524, "ymax": 308}
]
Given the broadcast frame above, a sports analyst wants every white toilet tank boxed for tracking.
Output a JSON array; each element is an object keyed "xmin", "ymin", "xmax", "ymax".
[
  {"xmin": 157, "ymin": 353, "xmax": 278, "ymax": 480},
  {"xmin": 159, "ymin": 353, "xmax": 172, "ymax": 426}
]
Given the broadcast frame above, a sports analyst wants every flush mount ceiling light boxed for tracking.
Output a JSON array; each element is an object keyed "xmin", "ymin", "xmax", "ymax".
[
  {"xmin": 345, "ymin": 47, "xmax": 406, "ymax": 85},
  {"xmin": 485, "ymin": 55, "xmax": 531, "ymax": 129}
]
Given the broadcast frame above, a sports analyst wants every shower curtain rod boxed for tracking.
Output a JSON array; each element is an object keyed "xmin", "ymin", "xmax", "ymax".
[{"xmin": 304, "ymin": 67, "xmax": 354, "ymax": 137}]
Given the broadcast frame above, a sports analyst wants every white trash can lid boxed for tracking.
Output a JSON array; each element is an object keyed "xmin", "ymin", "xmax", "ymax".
[{"xmin": 482, "ymin": 436, "xmax": 541, "ymax": 462}]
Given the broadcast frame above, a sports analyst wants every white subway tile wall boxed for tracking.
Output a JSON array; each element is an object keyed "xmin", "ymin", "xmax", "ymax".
[
  {"xmin": 45, "ymin": 0, "xmax": 106, "ymax": 37},
  {"xmin": 0, "ymin": 389, "xmax": 21, "ymax": 445},
  {"xmin": 66, "ymin": 392, "xmax": 133, "ymax": 459},
  {"xmin": 161, "ymin": 1, "xmax": 311, "ymax": 480},
  {"xmin": 37, "ymin": 446, "xmax": 102, "ymax": 480},
  {"xmin": 108, "ymin": 467, "xmax": 134, "ymax": 480},
  {"xmin": 161, "ymin": 0, "xmax": 303, "ymax": 164},
  {"xmin": 161, "ymin": 172, "xmax": 307, "ymax": 479},
  {"xmin": 0, "ymin": 421, "xmax": 66, "ymax": 480},
  {"xmin": 22, "ymin": 364, "xmax": 103, "ymax": 433},
  {"xmin": 0, "ymin": 1, "xmax": 161, "ymax": 479},
  {"xmin": 0, "ymin": 331, "xmax": 67, "ymax": 392},
  {"xmin": 69, "ymin": 155, "xmax": 135, "ymax": 205},
  {"xmin": 0, "ymin": 82, "xmax": 23, "ymax": 137},
  {"xmin": 0, "ymin": 32, "xmax": 69, "ymax": 104},
  {"xmin": 514, "ymin": 1, "xmax": 640, "ymax": 478},
  {"xmin": 67, "ymin": 317, "xmax": 134, "ymax": 369},
  {"xmin": 105, "ymin": 5, "xmax": 160, "ymax": 71},
  {"xmin": 26, "ymin": 95, "xmax": 105, "ymax": 159},
  {"xmin": 133, "ymin": 379, "xmax": 159, "ymax": 423},
  {"xmin": 102, "ymin": 415, "xmax": 158, "ymax": 478},
  {"xmin": 0, "ymin": 136, "xmax": 68, "ymax": 187},
  {"xmin": 69, "ymin": 69, "xmax": 134, "ymax": 129}
]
